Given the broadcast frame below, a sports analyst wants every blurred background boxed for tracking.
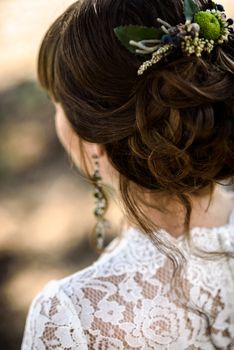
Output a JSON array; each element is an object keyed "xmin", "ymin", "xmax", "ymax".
[
  {"xmin": 0, "ymin": 1, "xmax": 233, "ymax": 349},
  {"xmin": 0, "ymin": 1, "xmax": 123, "ymax": 349}
]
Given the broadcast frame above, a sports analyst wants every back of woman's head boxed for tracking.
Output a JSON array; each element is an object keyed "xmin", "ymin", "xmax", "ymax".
[{"xmin": 38, "ymin": 0, "xmax": 234, "ymax": 235}]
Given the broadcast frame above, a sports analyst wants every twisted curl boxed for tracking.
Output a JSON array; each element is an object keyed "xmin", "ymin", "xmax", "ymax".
[{"xmin": 129, "ymin": 56, "xmax": 234, "ymax": 192}]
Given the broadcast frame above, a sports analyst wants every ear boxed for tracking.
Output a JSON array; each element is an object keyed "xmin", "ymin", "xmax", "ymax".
[{"xmin": 86, "ymin": 143, "xmax": 106, "ymax": 158}]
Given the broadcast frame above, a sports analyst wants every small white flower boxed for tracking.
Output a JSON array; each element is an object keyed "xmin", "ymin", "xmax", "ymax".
[
  {"xmin": 95, "ymin": 299, "xmax": 125, "ymax": 324},
  {"xmin": 119, "ymin": 276, "xmax": 143, "ymax": 303}
]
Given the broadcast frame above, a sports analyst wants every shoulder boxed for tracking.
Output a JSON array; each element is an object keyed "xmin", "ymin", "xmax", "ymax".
[
  {"xmin": 21, "ymin": 279, "xmax": 88, "ymax": 350},
  {"xmin": 21, "ymin": 229, "xmax": 169, "ymax": 350},
  {"xmin": 21, "ymin": 234, "xmax": 128, "ymax": 350}
]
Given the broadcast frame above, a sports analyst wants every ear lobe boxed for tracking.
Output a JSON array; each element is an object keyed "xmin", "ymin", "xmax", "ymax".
[{"xmin": 91, "ymin": 143, "xmax": 106, "ymax": 158}]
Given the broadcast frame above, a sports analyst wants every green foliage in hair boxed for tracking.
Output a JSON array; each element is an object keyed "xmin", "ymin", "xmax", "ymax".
[
  {"xmin": 114, "ymin": 25, "xmax": 164, "ymax": 55},
  {"xmin": 183, "ymin": 0, "xmax": 200, "ymax": 21}
]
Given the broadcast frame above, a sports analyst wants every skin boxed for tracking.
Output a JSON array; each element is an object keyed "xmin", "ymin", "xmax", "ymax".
[
  {"xmin": 54, "ymin": 102, "xmax": 116, "ymax": 188},
  {"xmin": 54, "ymin": 102, "xmax": 234, "ymax": 238}
]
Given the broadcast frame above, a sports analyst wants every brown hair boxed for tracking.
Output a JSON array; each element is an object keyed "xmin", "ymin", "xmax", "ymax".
[{"xmin": 37, "ymin": 0, "xmax": 234, "ymax": 335}]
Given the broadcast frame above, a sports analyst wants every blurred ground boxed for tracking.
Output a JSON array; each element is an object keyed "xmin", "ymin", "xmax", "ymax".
[{"xmin": 0, "ymin": 1, "xmax": 234, "ymax": 349}]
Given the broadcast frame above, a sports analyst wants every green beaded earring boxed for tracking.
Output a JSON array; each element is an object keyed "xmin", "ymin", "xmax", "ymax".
[{"xmin": 90, "ymin": 154, "xmax": 110, "ymax": 253}]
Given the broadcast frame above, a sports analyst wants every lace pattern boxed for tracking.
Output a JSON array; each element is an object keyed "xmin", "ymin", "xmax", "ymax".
[
  {"xmin": 21, "ymin": 209, "xmax": 234, "ymax": 349},
  {"xmin": 21, "ymin": 280, "xmax": 88, "ymax": 350}
]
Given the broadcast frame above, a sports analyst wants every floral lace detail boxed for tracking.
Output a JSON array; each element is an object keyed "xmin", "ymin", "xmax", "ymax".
[
  {"xmin": 22, "ymin": 208, "xmax": 234, "ymax": 349},
  {"xmin": 21, "ymin": 280, "xmax": 88, "ymax": 350}
]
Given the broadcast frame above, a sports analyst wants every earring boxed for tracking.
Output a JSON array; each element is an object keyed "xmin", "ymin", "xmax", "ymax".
[{"xmin": 90, "ymin": 154, "xmax": 110, "ymax": 252}]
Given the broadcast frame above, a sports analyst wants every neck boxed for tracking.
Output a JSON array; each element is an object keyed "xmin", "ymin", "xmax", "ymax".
[{"xmin": 123, "ymin": 185, "xmax": 234, "ymax": 238}]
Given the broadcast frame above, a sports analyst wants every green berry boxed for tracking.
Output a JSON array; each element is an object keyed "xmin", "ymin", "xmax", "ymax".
[{"xmin": 194, "ymin": 11, "xmax": 221, "ymax": 41}]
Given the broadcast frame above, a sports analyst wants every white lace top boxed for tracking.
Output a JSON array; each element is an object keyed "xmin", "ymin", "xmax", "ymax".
[{"xmin": 21, "ymin": 209, "xmax": 234, "ymax": 350}]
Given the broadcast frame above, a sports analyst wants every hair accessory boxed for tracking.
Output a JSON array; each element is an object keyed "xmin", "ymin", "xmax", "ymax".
[
  {"xmin": 114, "ymin": 0, "xmax": 234, "ymax": 75},
  {"xmin": 90, "ymin": 154, "xmax": 110, "ymax": 252}
]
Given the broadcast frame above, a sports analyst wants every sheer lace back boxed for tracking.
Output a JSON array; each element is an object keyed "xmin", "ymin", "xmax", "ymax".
[{"xmin": 22, "ymin": 208, "xmax": 234, "ymax": 349}]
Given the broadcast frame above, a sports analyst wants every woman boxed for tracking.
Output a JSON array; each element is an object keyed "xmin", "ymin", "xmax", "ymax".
[{"xmin": 21, "ymin": 0, "xmax": 234, "ymax": 348}]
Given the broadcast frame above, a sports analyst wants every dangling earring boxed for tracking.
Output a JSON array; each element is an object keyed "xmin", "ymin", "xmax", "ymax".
[{"xmin": 90, "ymin": 154, "xmax": 110, "ymax": 253}]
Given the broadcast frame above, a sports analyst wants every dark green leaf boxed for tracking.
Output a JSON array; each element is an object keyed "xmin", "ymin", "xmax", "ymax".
[
  {"xmin": 114, "ymin": 25, "xmax": 164, "ymax": 54},
  {"xmin": 183, "ymin": 0, "xmax": 200, "ymax": 21}
]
